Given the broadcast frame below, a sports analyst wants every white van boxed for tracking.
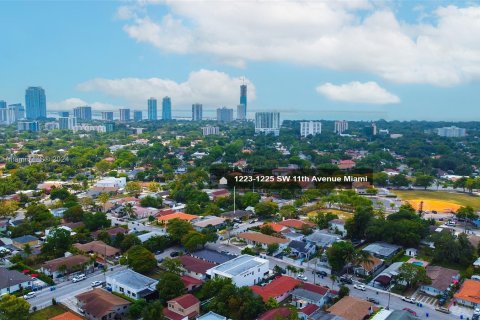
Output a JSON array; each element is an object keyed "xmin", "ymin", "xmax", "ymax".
[
  {"xmin": 72, "ymin": 274, "xmax": 86, "ymax": 283},
  {"xmin": 471, "ymin": 275, "xmax": 480, "ymax": 281}
]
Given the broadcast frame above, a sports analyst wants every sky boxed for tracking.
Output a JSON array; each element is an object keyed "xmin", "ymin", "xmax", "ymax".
[{"xmin": 1, "ymin": 0, "xmax": 480, "ymax": 121}]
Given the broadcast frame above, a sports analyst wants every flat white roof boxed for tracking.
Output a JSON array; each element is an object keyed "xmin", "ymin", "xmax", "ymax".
[{"xmin": 208, "ymin": 254, "xmax": 268, "ymax": 277}]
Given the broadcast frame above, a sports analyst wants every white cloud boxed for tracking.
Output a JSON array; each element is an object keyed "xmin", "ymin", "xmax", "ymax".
[
  {"xmin": 316, "ymin": 81, "xmax": 400, "ymax": 104},
  {"xmin": 119, "ymin": 1, "xmax": 480, "ymax": 86},
  {"xmin": 77, "ymin": 69, "xmax": 255, "ymax": 107},
  {"xmin": 48, "ymin": 98, "xmax": 119, "ymax": 111}
]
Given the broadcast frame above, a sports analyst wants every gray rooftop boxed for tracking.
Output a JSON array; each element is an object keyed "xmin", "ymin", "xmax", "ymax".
[
  {"xmin": 305, "ymin": 231, "xmax": 339, "ymax": 247},
  {"xmin": 12, "ymin": 235, "xmax": 37, "ymax": 243},
  {"xmin": 197, "ymin": 311, "xmax": 227, "ymax": 320},
  {"xmin": 363, "ymin": 242, "xmax": 402, "ymax": 257},
  {"xmin": 0, "ymin": 268, "xmax": 32, "ymax": 289},
  {"xmin": 292, "ymin": 288, "xmax": 325, "ymax": 303},
  {"xmin": 210, "ymin": 254, "xmax": 267, "ymax": 277},
  {"xmin": 107, "ymin": 269, "xmax": 157, "ymax": 290},
  {"xmin": 192, "ymin": 249, "xmax": 235, "ymax": 264}
]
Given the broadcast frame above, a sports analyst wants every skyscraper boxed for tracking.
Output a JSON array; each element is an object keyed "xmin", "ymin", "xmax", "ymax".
[
  {"xmin": 240, "ymin": 84, "xmax": 247, "ymax": 109},
  {"xmin": 0, "ymin": 101, "xmax": 6, "ymax": 123},
  {"xmin": 334, "ymin": 120, "xmax": 349, "ymax": 134},
  {"xmin": 17, "ymin": 121, "xmax": 40, "ymax": 132},
  {"xmin": 237, "ymin": 104, "xmax": 246, "ymax": 120},
  {"xmin": 192, "ymin": 103, "xmax": 203, "ymax": 121},
  {"xmin": 59, "ymin": 117, "xmax": 77, "ymax": 130},
  {"xmin": 217, "ymin": 107, "xmax": 234, "ymax": 122},
  {"xmin": 147, "ymin": 98, "xmax": 157, "ymax": 121},
  {"xmin": 59, "ymin": 111, "xmax": 69, "ymax": 117},
  {"xmin": 0, "ymin": 100, "xmax": 6, "ymax": 109},
  {"xmin": 119, "ymin": 108, "xmax": 130, "ymax": 122},
  {"xmin": 133, "ymin": 110, "xmax": 142, "ymax": 122},
  {"xmin": 73, "ymin": 106, "xmax": 92, "ymax": 121},
  {"xmin": 162, "ymin": 97, "xmax": 172, "ymax": 120},
  {"xmin": 300, "ymin": 121, "xmax": 322, "ymax": 138},
  {"xmin": 101, "ymin": 111, "xmax": 114, "ymax": 121},
  {"xmin": 25, "ymin": 87, "xmax": 46, "ymax": 119},
  {"xmin": 255, "ymin": 112, "xmax": 281, "ymax": 136}
]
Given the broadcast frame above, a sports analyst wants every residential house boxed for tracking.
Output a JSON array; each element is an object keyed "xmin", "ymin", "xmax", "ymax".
[
  {"xmin": 251, "ymin": 276, "xmax": 301, "ymax": 302},
  {"xmin": 421, "ymin": 266, "xmax": 459, "ymax": 296},
  {"xmin": 106, "ymin": 268, "xmax": 158, "ymax": 300},
  {"xmin": 92, "ymin": 227, "xmax": 128, "ymax": 241},
  {"xmin": 158, "ymin": 212, "xmax": 199, "ymax": 224},
  {"xmin": 178, "ymin": 255, "xmax": 216, "ymax": 280},
  {"xmin": 329, "ymin": 219, "xmax": 347, "ymax": 237},
  {"xmin": 299, "ymin": 304, "xmax": 345, "ymax": 320},
  {"xmin": 455, "ymin": 279, "xmax": 480, "ymax": 308},
  {"xmin": 363, "ymin": 242, "xmax": 402, "ymax": 260},
  {"xmin": 181, "ymin": 275, "xmax": 203, "ymax": 292},
  {"xmin": 370, "ymin": 309, "xmax": 420, "ymax": 320},
  {"xmin": 305, "ymin": 231, "xmax": 340, "ymax": 249},
  {"xmin": 163, "ymin": 294, "xmax": 200, "ymax": 320},
  {"xmin": 94, "ymin": 177, "xmax": 126, "ymax": 189},
  {"xmin": 74, "ymin": 241, "xmax": 120, "ymax": 261},
  {"xmin": 207, "ymin": 254, "xmax": 269, "ymax": 287},
  {"xmin": 76, "ymin": 288, "xmax": 131, "ymax": 320},
  {"xmin": 0, "ymin": 268, "xmax": 32, "ymax": 295},
  {"xmin": 197, "ymin": 311, "xmax": 227, "ymax": 320},
  {"xmin": 49, "ymin": 311, "xmax": 84, "ymax": 320},
  {"xmin": 353, "ymin": 255, "xmax": 383, "ymax": 277},
  {"xmin": 220, "ymin": 210, "xmax": 252, "ymax": 220},
  {"xmin": 337, "ymin": 160, "xmax": 356, "ymax": 170},
  {"xmin": 262, "ymin": 223, "xmax": 288, "ymax": 233},
  {"xmin": 41, "ymin": 255, "xmax": 92, "ymax": 278},
  {"xmin": 327, "ymin": 296, "xmax": 376, "ymax": 320},
  {"xmin": 288, "ymin": 240, "xmax": 316, "ymax": 259},
  {"xmin": 192, "ymin": 216, "xmax": 226, "ymax": 231},
  {"xmin": 282, "ymin": 231, "xmax": 305, "ymax": 242},
  {"xmin": 278, "ymin": 219, "xmax": 316, "ymax": 231},
  {"xmin": 257, "ymin": 307, "xmax": 293, "ymax": 320},
  {"xmin": 190, "ymin": 249, "xmax": 235, "ymax": 265},
  {"xmin": 237, "ymin": 232, "xmax": 290, "ymax": 251},
  {"xmin": 11, "ymin": 235, "xmax": 39, "ymax": 249}
]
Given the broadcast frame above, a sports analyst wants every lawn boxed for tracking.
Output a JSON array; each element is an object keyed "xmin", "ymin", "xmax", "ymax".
[
  {"xmin": 30, "ymin": 304, "xmax": 67, "ymax": 320},
  {"xmin": 393, "ymin": 190, "xmax": 480, "ymax": 211},
  {"xmin": 307, "ymin": 209, "xmax": 354, "ymax": 220}
]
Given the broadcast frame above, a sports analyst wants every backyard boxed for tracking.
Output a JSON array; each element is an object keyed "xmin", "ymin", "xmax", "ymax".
[{"xmin": 393, "ymin": 190, "xmax": 480, "ymax": 211}]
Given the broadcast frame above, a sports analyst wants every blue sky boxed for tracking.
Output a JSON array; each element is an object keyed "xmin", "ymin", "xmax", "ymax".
[{"xmin": 1, "ymin": 0, "xmax": 480, "ymax": 121}]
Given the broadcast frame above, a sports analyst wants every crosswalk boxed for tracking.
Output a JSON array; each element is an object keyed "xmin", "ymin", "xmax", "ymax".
[{"xmin": 413, "ymin": 292, "xmax": 439, "ymax": 306}]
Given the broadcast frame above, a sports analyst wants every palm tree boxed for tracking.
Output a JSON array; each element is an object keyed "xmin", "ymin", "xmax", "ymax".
[
  {"xmin": 353, "ymin": 250, "xmax": 374, "ymax": 276},
  {"xmin": 330, "ymin": 274, "xmax": 337, "ymax": 288},
  {"xmin": 122, "ymin": 203, "xmax": 135, "ymax": 219}
]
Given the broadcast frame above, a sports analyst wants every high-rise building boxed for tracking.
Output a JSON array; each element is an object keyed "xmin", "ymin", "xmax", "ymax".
[
  {"xmin": 4, "ymin": 106, "xmax": 17, "ymax": 125},
  {"xmin": 192, "ymin": 103, "xmax": 203, "ymax": 121},
  {"xmin": 25, "ymin": 87, "xmax": 47, "ymax": 119},
  {"xmin": 436, "ymin": 126, "xmax": 466, "ymax": 138},
  {"xmin": 17, "ymin": 121, "xmax": 40, "ymax": 132},
  {"xmin": 59, "ymin": 111, "xmax": 69, "ymax": 117},
  {"xmin": 237, "ymin": 104, "xmax": 246, "ymax": 120},
  {"xmin": 0, "ymin": 100, "xmax": 6, "ymax": 109},
  {"xmin": 119, "ymin": 108, "xmax": 131, "ymax": 122},
  {"xmin": 334, "ymin": 120, "xmax": 349, "ymax": 134},
  {"xmin": 133, "ymin": 110, "xmax": 142, "ymax": 122},
  {"xmin": 217, "ymin": 107, "xmax": 234, "ymax": 122},
  {"xmin": 101, "ymin": 111, "xmax": 114, "ymax": 121},
  {"xmin": 44, "ymin": 122, "xmax": 59, "ymax": 131},
  {"xmin": 147, "ymin": 98, "xmax": 157, "ymax": 121},
  {"xmin": 255, "ymin": 112, "xmax": 281, "ymax": 136},
  {"xmin": 162, "ymin": 96, "xmax": 172, "ymax": 120},
  {"xmin": 202, "ymin": 126, "xmax": 220, "ymax": 136},
  {"xmin": 105, "ymin": 122, "xmax": 116, "ymax": 133},
  {"xmin": 0, "ymin": 101, "xmax": 6, "ymax": 123},
  {"xmin": 9, "ymin": 103, "xmax": 25, "ymax": 120},
  {"xmin": 73, "ymin": 106, "xmax": 92, "ymax": 121},
  {"xmin": 59, "ymin": 117, "xmax": 77, "ymax": 130},
  {"xmin": 300, "ymin": 121, "xmax": 322, "ymax": 138},
  {"xmin": 240, "ymin": 84, "xmax": 247, "ymax": 109}
]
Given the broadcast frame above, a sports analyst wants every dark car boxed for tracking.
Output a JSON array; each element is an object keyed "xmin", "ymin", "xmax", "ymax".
[
  {"xmin": 316, "ymin": 271, "xmax": 328, "ymax": 277},
  {"xmin": 170, "ymin": 251, "xmax": 180, "ymax": 257},
  {"xmin": 367, "ymin": 297, "xmax": 380, "ymax": 304},
  {"xmin": 438, "ymin": 297, "xmax": 447, "ymax": 306},
  {"xmin": 339, "ymin": 276, "xmax": 353, "ymax": 284}
]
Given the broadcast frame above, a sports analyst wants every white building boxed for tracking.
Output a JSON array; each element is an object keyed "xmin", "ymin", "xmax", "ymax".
[
  {"xmin": 0, "ymin": 268, "xmax": 33, "ymax": 295},
  {"xmin": 202, "ymin": 126, "xmax": 220, "ymax": 136},
  {"xmin": 95, "ymin": 177, "xmax": 126, "ymax": 189},
  {"xmin": 300, "ymin": 121, "xmax": 322, "ymax": 137},
  {"xmin": 206, "ymin": 254, "xmax": 269, "ymax": 287},
  {"xmin": 106, "ymin": 269, "xmax": 158, "ymax": 300},
  {"xmin": 436, "ymin": 126, "xmax": 466, "ymax": 138},
  {"xmin": 59, "ymin": 116, "xmax": 77, "ymax": 130},
  {"xmin": 237, "ymin": 104, "xmax": 246, "ymax": 120},
  {"xmin": 334, "ymin": 120, "xmax": 349, "ymax": 134},
  {"xmin": 255, "ymin": 112, "xmax": 281, "ymax": 136},
  {"xmin": 73, "ymin": 124, "xmax": 107, "ymax": 133}
]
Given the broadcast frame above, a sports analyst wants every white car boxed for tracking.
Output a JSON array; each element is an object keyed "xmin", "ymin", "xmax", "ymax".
[
  {"xmin": 353, "ymin": 284, "xmax": 366, "ymax": 291},
  {"xmin": 23, "ymin": 292, "xmax": 36, "ymax": 299},
  {"xmin": 72, "ymin": 274, "xmax": 86, "ymax": 283},
  {"xmin": 91, "ymin": 280, "xmax": 103, "ymax": 287},
  {"xmin": 402, "ymin": 296, "xmax": 416, "ymax": 304},
  {"xmin": 296, "ymin": 274, "xmax": 308, "ymax": 281}
]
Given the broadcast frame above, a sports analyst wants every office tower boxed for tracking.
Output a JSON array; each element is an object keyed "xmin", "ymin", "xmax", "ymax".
[
  {"xmin": 17, "ymin": 121, "xmax": 40, "ymax": 132},
  {"xmin": 147, "ymin": 97, "xmax": 157, "ymax": 121},
  {"xmin": 334, "ymin": 120, "xmax": 349, "ymax": 134},
  {"xmin": 2, "ymin": 104, "xmax": 24, "ymax": 124},
  {"xmin": 237, "ymin": 104, "xmax": 246, "ymax": 120},
  {"xmin": 240, "ymin": 84, "xmax": 247, "ymax": 109},
  {"xmin": 202, "ymin": 126, "xmax": 220, "ymax": 136},
  {"xmin": 0, "ymin": 100, "xmax": 6, "ymax": 109},
  {"xmin": 105, "ymin": 122, "xmax": 115, "ymax": 133},
  {"xmin": 436, "ymin": 126, "xmax": 467, "ymax": 138},
  {"xmin": 0, "ymin": 101, "xmax": 6, "ymax": 123},
  {"xmin": 59, "ymin": 117, "xmax": 77, "ymax": 130},
  {"xmin": 44, "ymin": 122, "xmax": 59, "ymax": 130},
  {"xmin": 300, "ymin": 121, "xmax": 322, "ymax": 138},
  {"xmin": 11, "ymin": 104, "xmax": 25, "ymax": 119},
  {"xmin": 133, "ymin": 110, "xmax": 142, "ymax": 122},
  {"xmin": 255, "ymin": 112, "xmax": 281, "ymax": 136},
  {"xmin": 59, "ymin": 111, "xmax": 69, "ymax": 117},
  {"xmin": 162, "ymin": 96, "xmax": 172, "ymax": 120},
  {"xmin": 372, "ymin": 122, "xmax": 377, "ymax": 136},
  {"xmin": 25, "ymin": 87, "xmax": 47, "ymax": 119},
  {"xmin": 217, "ymin": 107, "xmax": 234, "ymax": 122},
  {"xmin": 101, "ymin": 111, "xmax": 114, "ymax": 121},
  {"xmin": 73, "ymin": 106, "xmax": 92, "ymax": 121},
  {"xmin": 119, "ymin": 108, "xmax": 131, "ymax": 122},
  {"xmin": 192, "ymin": 103, "xmax": 202, "ymax": 121}
]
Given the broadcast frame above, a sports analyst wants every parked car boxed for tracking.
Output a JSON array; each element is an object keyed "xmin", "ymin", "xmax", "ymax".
[
  {"xmin": 353, "ymin": 284, "xmax": 366, "ymax": 291},
  {"xmin": 402, "ymin": 296, "xmax": 416, "ymax": 304},
  {"xmin": 91, "ymin": 281, "xmax": 103, "ymax": 287},
  {"xmin": 170, "ymin": 251, "xmax": 180, "ymax": 257},
  {"xmin": 72, "ymin": 274, "xmax": 86, "ymax": 283},
  {"xmin": 316, "ymin": 271, "xmax": 328, "ymax": 277},
  {"xmin": 296, "ymin": 274, "xmax": 308, "ymax": 281},
  {"xmin": 367, "ymin": 297, "xmax": 380, "ymax": 304},
  {"xmin": 23, "ymin": 292, "xmax": 36, "ymax": 299},
  {"xmin": 403, "ymin": 308, "xmax": 417, "ymax": 316},
  {"xmin": 438, "ymin": 297, "xmax": 447, "ymax": 306},
  {"xmin": 339, "ymin": 276, "xmax": 353, "ymax": 284},
  {"xmin": 435, "ymin": 307, "xmax": 451, "ymax": 314}
]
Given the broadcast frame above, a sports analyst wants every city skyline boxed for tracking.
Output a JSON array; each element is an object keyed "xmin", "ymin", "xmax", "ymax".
[{"xmin": 1, "ymin": 1, "xmax": 480, "ymax": 121}]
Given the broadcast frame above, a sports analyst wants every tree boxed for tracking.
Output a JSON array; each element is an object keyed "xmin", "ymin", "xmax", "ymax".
[
  {"xmin": 41, "ymin": 227, "xmax": 73, "ymax": 259},
  {"xmin": 125, "ymin": 181, "xmax": 142, "ymax": 196},
  {"xmin": 0, "ymin": 200, "xmax": 18, "ymax": 218},
  {"xmin": 140, "ymin": 196, "xmax": 163, "ymax": 208},
  {"xmin": 98, "ymin": 193, "xmax": 110, "ymax": 212},
  {"xmin": 63, "ymin": 205, "xmax": 84, "ymax": 222},
  {"xmin": 148, "ymin": 182, "xmax": 161, "ymax": 193},
  {"xmin": 267, "ymin": 243, "xmax": 279, "ymax": 255},
  {"xmin": 121, "ymin": 203, "xmax": 136, "ymax": 219},
  {"xmin": 143, "ymin": 235, "xmax": 171, "ymax": 253},
  {"xmin": 390, "ymin": 174, "xmax": 410, "ymax": 188},
  {"xmin": 241, "ymin": 192, "xmax": 261, "ymax": 208},
  {"xmin": 167, "ymin": 219, "xmax": 194, "ymax": 243},
  {"xmin": 338, "ymin": 285, "xmax": 350, "ymax": 299},
  {"xmin": 125, "ymin": 245, "xmax": 157, "ymax": 274},
  {"xmin": 83, "ymin": 212, "xmax": 110, "ymax": 231},
  {"xmin": 345, "ymin": 205, "xmax": 374, "ymax": 240},
  {"xmin": 414, "ymin": 175, "xmax": 434, "ymax": 190},
  {"xmin": 279, "ymin": 205, "xmax": 297, "ymax": 219},
  {"xmin": 50, "ymin": 188, "xmax": 71, "ymax": 201},
  {"xmin": 241, "ymin": 247, "xmax": 256, "ymax": 255},
  {"xmin": 120, "ymin": 234, "xmax": 141, "ymax": 252},
  {"xmin": 326, "ymin": 241, "xmax": 355, "ymax": 272},
  {"xmin": 254, "ymin": 202, "xmax": 279, "ymax": 218},
  {"xmin": 181, "ymin": 231, "xmax": 207, "ymax": 252},
  {"xmin": 157, "ymin": 272, "xmax": 186, "ymax": 302},
  {"xmin": 265, "ymin": 297, "xmax": 279, "ymax": 310},
  {"xmin": 396, "ymin": 263, "xmax": 431, "ymax": 288},
  {"xmin": 160, "ymin": 258, "xmax": 183, "ymax": 275},
  {"xmin": 311, "ymin": 212, "xmax": 338, "ymax": 229},
  {"xmin": 457, "ymin": 206, "xmax": 477, "ymax": 233},
  {"xmin": 23, "ymin": 243, "xmax": 32, "ymax": 255},
  {"xmin": 142, "ymin": 300, "xmax": 165, "ymax": 320},
  {"xmin": 127, "ymin": 299, "xmax": 147, "ymax": 320},
  {"xmin": 0, "ymin": 294, "xmax": 30, "ymax": 320},
  {"xmin": 260, "ymin": 225, "xmax": 275, "ymax": 235},
  {"xmin": 95, "ymin": 160, "xmax": 111, "ymax": 175}
]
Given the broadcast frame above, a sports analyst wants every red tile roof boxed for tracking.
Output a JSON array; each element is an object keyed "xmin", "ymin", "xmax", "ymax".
[
  {"xmin": 178, "ymin": 255, "xmax": 216, "ymax": 275},
  {"xmin": 181, "ymin": 275, "xmax": 204, "ymax": 287},
  {"xmin": 257, "ymin": 307, "xmax": 292, "ymax": 320},
  {"xmin": 238, "ymin": 232, "xmax": 289, "ymax": 245},
  {"xmin": 278, "ymin": 219, "xmax": 315, "ymax": 230},
  {"xmin": 300, "ymin": 304, "xmax": 320, "ymax": 316},
  {"xmin": 251, "ymin": 276, "xmax": 301, "ymax": 302},
  {"xmin": 301, "ymin": 282, "xmax": 329, "ymax": 295},
  {"xmin": 168, "ymin": 293, "xmax": 199, "ymax": 309},
  {"xmin": 158, "ymin": 212, "xmax": 199, "ymax": 222},
  {"xmin": 263, "ymin": 223, "xmax": 286, "ymax": 233},
  {"xmin": 455, "ymin": 279, "xmax": 480, "ymax": 305},
  {"xmin": 49, "ymin": 311, "xmax": 84, "ymax": 320}
]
